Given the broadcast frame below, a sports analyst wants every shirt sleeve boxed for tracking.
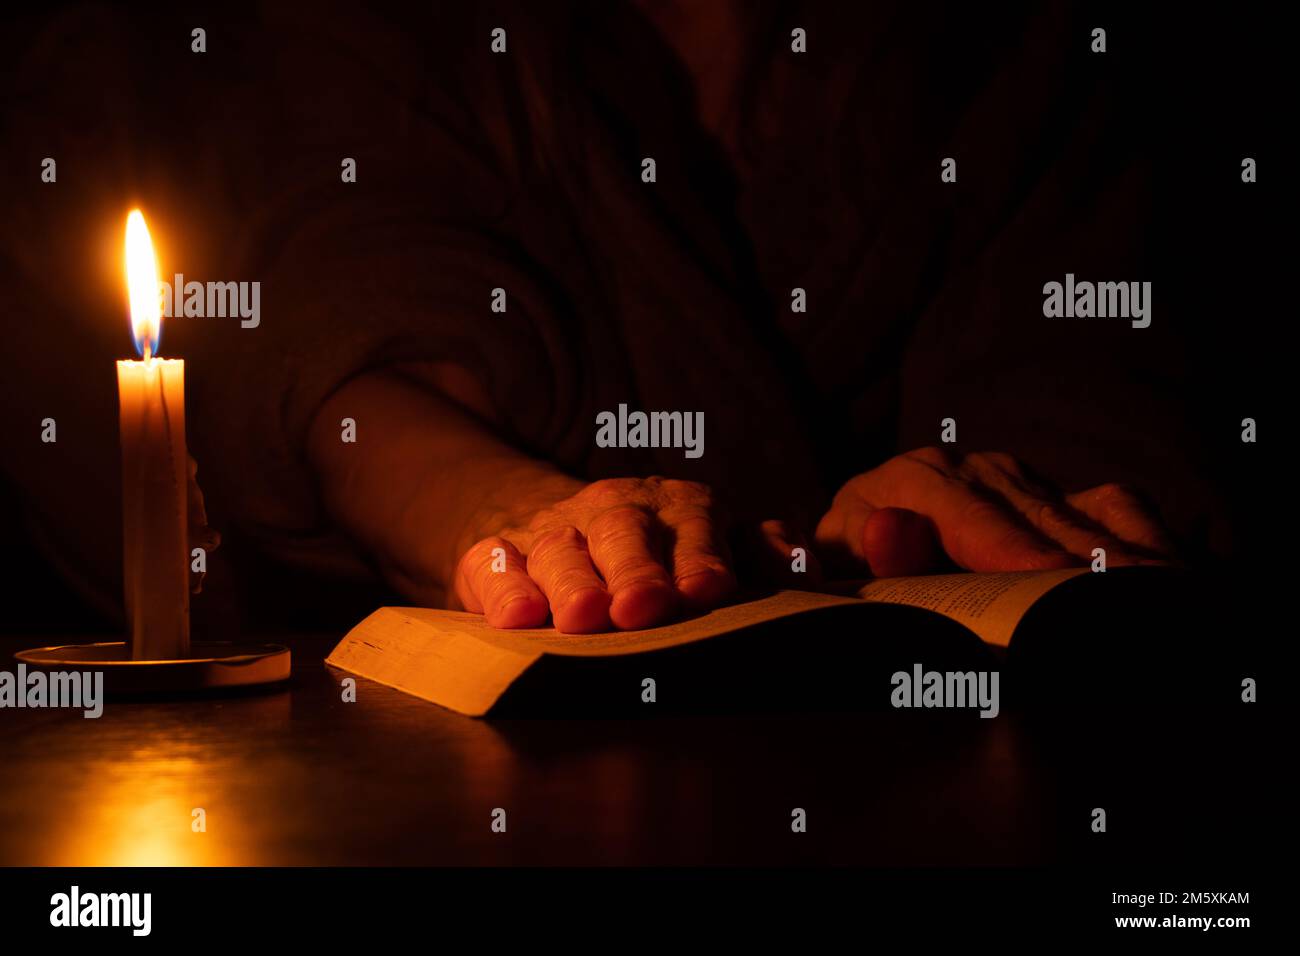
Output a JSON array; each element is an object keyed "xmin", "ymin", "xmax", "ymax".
[
  {"xmin": 880, "ymin": 5, "xmax": 1238, "ymax": 557},
  {"xmin": 191, "ymin": 3, "xmax": 591, "ymax": 580}
]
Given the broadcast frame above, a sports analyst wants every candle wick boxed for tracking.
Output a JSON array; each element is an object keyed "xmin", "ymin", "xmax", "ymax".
[{"xmin": 143, "ymin": 342, "xmax": 153, "ymax": 363}]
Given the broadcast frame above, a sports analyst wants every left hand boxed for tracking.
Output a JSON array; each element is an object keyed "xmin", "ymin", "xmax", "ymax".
[{"xmin": 814, "ymin": 448, "xmax": 1176, "ymax": 577}]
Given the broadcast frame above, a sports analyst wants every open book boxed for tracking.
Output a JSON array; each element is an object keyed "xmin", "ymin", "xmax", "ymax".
[{"xmin": 327, "ymin": 568, "xmax": 1105, "ymax": 716}]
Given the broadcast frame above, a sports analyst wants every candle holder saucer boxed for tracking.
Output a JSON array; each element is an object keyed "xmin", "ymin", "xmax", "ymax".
[{"xmin": 13, "ymin": 641, "xmax": 290, "ymax": 693}]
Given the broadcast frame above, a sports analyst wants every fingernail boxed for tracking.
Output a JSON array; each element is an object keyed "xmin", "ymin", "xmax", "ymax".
[
  {"xmin": 493, "ymin": 592, "xmax": 548, "ymax": 629},
  {"xmin": 554, "ymin": 588, "xmax": 612, "ymax": 634},
  {"xmin": 498, "ymin": 592, "xmax": 532, "ymax": 612},
  {"xmin": 676, "ymin": 570, "xmax": 735, "ymax": 608}
]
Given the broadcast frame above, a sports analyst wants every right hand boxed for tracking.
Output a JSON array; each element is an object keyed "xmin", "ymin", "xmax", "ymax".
[{"xmin": 455, "ymin": 476, "xmax": 749, "ymax": 633}]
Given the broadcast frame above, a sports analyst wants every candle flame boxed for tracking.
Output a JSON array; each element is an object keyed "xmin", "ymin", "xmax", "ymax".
[{"xmin": 125, "ymin": 210, "xmax": 162, "ymax": 359}]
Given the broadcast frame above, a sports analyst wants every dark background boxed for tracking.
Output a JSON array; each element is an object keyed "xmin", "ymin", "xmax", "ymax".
[
  {"xmin": 0, "ymin": 1, "xmax": 1283, "ymax": 634},
  {"xmin": 0, "ymin": 2, "xmax": 1281, "ymax": 892}
]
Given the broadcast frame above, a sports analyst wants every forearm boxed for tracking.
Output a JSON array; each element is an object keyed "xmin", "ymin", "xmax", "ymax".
[{"xmin": 306, "ymin": 368, "xmax": 583, "ymax": 605}]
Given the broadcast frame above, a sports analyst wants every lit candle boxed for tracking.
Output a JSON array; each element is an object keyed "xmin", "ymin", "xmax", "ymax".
[{"xmin": 118, "ymin": 210, "xmax": 189, "ymax": 660}]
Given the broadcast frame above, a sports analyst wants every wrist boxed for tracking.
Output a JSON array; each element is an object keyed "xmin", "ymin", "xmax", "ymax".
[{"xmin": 410, "ymin": 456, "xmax": 583, "ymax": 599}]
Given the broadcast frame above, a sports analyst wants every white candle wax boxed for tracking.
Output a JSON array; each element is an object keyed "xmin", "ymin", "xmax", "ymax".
[{"xmin": 117, "ymin": 356, "xmax": 189, "ymax": 660}]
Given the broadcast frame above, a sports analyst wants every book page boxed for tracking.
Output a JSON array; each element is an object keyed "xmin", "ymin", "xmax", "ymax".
[
  {"xmin": 424, "ymin": 589, "xmax": 863, "ymax": 658},
  {"xmin": 855, "ymin": 568, "xmax": 1089, "ymax": 647},
  {"xmin": 326, "ymin": 607, "xmax": 542, "ymax": 717},
  {"xmin": 326, "ymin": 591, "xmax": 859, "ymax": 715},
  {"xmin": 327, "ymin": 570, "xmax": 1088, "ymax": 716}
]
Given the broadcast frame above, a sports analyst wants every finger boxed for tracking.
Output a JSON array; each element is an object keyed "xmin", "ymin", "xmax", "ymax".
[
  {"xmin": 659, "ymin": 502, "xmax": 736, "ymax": 609},
  {"xmin": 813, "ymin": 497, "xmax": 875, "ymax": 573},
  {"xmin": 186, "ymin": 455, "xmax": 220, "ymax": 593},
  {"xmin": 585, "ymin": 505, "xmax": 677, "ymax": 629},
  {"xmin": 455, "ymin": 536, "xmax": 550, "ymax": 629},
  {"xmin": 524, "ymin": 526, "xmax": 613, "ymax": 633},
  {"xmin": 861, "ymin": 507, "xmax": 944, "ymax": 577},
  {"xmin": 754, "ymin": 519, "xmax": 824, "ymax": 587},
  {"xmin": 185, "ymin": 457, "xmax": 219, "ymax": 551},
  {"xmin": 814, "ymin": 502, "xmax": 941, "ymax": 577},
  {"xmin": 841, "ymin": 456, "xmax": 1076, "ymax": 572},
  {"xmin": 937, "ymin": 495, "xmax": 1078, "ymax": 572},
  {"xmin": 1065, "ymin": 483, "xmax": 1178, "ymax": 559},
  {"xmin": 960, "ymin": 455, "xmax": 1153, "ymax": 565}
]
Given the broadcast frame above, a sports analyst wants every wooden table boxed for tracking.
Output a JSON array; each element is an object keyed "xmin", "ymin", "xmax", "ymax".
[{"xmin": 0, "ymin": 630, "xmax": 1263, "ymax": 867}]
